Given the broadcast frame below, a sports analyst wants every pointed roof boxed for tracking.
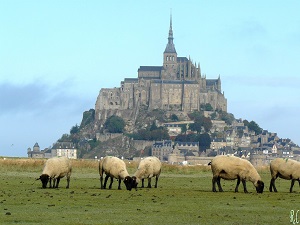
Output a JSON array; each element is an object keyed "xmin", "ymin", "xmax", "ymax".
[{"xmin": 164, "ymin": 13, "xmax": 177, "ymax": 54}]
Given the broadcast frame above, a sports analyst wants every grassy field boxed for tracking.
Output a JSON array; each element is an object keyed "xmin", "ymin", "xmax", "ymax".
[{"xmin": 0, "ymin": 158, "xmax": 298, "ymax": 225}]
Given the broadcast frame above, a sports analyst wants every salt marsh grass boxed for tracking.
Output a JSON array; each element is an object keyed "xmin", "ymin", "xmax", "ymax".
[{"xmin": 0, "ymin": 158, "xmax": 297, "ymax": 225}]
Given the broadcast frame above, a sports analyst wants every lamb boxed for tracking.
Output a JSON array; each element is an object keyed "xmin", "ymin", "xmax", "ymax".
[
  {"xmin": 37, "ymin": 156, "xmax": 72, "ymax": 188},
  {"xmin": 209, "ymin": 155, "xmax": 264, "ymax": 193},
  {"xmin": 269, "ymin": 158, "xmax": 300, "ymax": 193},
  {"xmin": 99, "ymin": 156, "xmax": 134, "ymax": 191},
  {"xmin": 132, "ymin": 156, "xmax": 162, "ymax": 189}
]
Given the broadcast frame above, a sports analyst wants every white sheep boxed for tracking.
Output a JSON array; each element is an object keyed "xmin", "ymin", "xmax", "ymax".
[
  {"xmin": 132, "ymin": 156, "xmax": 162, "ymax": 189},
  {"xmin": 99, "ymin": 156, "xmax": 134, "ymax": 191},
  {"xmin": 209, "ymin": 155, "xmax": 264, "ymax": 193},
  {"xmin": 37, "ymin": 156, "xmax": 72, "ymax": 188},
  {"xmin": 269, "ymin": 158, "xmax": 300, "ymax": 193}
]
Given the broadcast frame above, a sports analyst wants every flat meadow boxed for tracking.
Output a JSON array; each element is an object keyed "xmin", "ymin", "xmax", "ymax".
[{"xmin": 0, "ymin": 158, "xmax": 298, "ymax": 225}]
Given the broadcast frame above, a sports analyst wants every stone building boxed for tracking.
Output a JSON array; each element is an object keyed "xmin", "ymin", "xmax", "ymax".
[
  {"xmin": 95, "ymin": 15, "xmax": 227, "ymax": 123},
  {"xmin": 27, "ymin": 142, "xmax": 44, "ymax": 158},
  {"xmin": 51, "ymin": 142, "xmax": 77, "ymax": 159}
]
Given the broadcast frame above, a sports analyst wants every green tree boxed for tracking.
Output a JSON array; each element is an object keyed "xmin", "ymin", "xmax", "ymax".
[
  {"xmin": 248, "ymin": 120, "xmax": 262, "ymax": 135},
  {"xmin": 219, "ymin": 111, "xmax": 235, "ymax": 125},
  {"xmin": 198, "ymin": 133, "xmax": 211, "ymax": 151},
  {"xmin": 150, "ymin": 121, "xmax": 158, "ymax": 131},
  {"xmin": 203, "ymin": 117, "xmax": 212, "ymax": 132},
  {"xmin": 180, "ymin": 124, "xmax": 187, "ymax": 134},
  {"xmin": 104, "ymin": 115, "xmax": 125, "ymax": 133},
  {"xmin": 170, "ymin": 114, "xmax": 179, "ymax": 121},
  {"xmin": 243, "ymin": 119, "xmax": 249, "ymax": 127},
  {"xmin": 190, "ymin": 120, "xmax": 202, "ymax": 133},
  {"xmin": 70, "ymin": 124, "xmax": 80, "ymax": 134}
]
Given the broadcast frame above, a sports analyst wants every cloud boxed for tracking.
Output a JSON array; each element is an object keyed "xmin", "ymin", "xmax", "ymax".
[{"xmin": 0, "ymin": 80, "xmax": 93, "ymax": 117}]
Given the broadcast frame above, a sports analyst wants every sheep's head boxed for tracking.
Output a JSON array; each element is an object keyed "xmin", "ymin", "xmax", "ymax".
[
  {"xmin": 37, "ymin": 174, "xmax": 50, "ymax": 188},
  {"xmin": 132, "ymin": 176, "xmax": 138, "ymax": 189},
  {"xmin": 255, "ymin": 180, "xmax": 264, "ymax": 193},
  {"xmin": 123, "ymin": 176, "xmax": 134, "ymax": 191}
]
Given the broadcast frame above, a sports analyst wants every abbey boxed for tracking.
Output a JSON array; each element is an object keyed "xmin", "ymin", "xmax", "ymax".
[{"xmin": 95, "ymin": 16, "xmax": 227, "ymax": 122}]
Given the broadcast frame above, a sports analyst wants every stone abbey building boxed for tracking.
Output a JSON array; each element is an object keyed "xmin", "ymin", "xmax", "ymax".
[{"xmin": 95, "ymin": 16, "xmax": 227, "ymax": 122}]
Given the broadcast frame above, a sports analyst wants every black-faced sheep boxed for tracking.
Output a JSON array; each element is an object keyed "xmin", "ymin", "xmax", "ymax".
[
  {"xmin": 37, "ymin": 156, "xmax": 72, "ymax": 188},
  {"xmin": 99, "ymin": 156, "xmax": 134, "ymax": 191},
  {"xmin": 269, "ymin": 158, "xmax": 300, "ymax": 193},
  {"xmin": 209, "ymin": 155, "xmax": 264, "ymax": 193},
  {"xmin": 132, "ymin": 156, "xmax": 162, "ymax": 189}
]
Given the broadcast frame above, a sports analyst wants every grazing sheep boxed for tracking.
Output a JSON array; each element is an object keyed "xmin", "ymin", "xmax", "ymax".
[
  {"xmin": 99, "ymin": 156, "xmax": 134, "ymax": 191},
  {"xmin": 209, "ymin": 155, "xmax": 264, "ymax": 193},
  {"xmin": 132, "ymin": 156, "xmax": 162, "ymax": 189},
  {"xmin": 37, "ymin": 156, "xmax": 72, "ymax": 188},
  {"xmin": 269, "ymin": 158, "xmax": 300, "ymax": 193}
]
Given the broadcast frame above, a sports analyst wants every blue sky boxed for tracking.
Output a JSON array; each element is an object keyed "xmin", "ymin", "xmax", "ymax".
[{"xmin": 1, "ymin": 1, "xmax": 299, "ymax": 157}]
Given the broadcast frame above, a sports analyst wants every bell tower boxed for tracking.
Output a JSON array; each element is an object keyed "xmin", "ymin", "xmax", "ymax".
[{"xmin": 162, "ymin": 13, "xmax": 177, "ymax": 80}]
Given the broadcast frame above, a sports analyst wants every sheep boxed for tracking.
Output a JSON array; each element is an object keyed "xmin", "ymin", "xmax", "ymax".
[
  {"xmin": 132, "ymin": 156, "xmax": 162, "ymax": 189},
  {"xmin": 37, "ymin": 156, "xmax": 72, "ymax": 188},
  {"xmin": 209, "ymin": 155, "xmax": 264, "ymax": 193},
  {"xmin": 99, "ymin": 156, "xmax": 134, "ymax": 191},
  {"xmin": 269, "ymin": 158, "xmax": 300, "ymax": 193}
]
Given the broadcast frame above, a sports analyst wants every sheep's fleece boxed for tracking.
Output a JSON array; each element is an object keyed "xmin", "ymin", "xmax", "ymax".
[
  {"xmin": 210, "ymin": 155, "xmax": 264, "ymax": 193},
  {"xmin": 269, "ymin": 158, "xmax": 300, "ymax": 192},
  {"xmin": 132, "ymin": 156, "xmax": 162, "ymax": 189},
  {"xmin": 38, "ymin": 156, "xmax": 72, "ymax": 188}
]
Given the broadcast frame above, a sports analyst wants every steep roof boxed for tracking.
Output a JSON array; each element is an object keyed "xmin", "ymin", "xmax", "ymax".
[
  {"xmin": 138, "ymin": 66, "xmax": 163, "ymax": 72},
  {"xmin": 164, "ymin": 14, "xmax": 177, "ymax": 54}
]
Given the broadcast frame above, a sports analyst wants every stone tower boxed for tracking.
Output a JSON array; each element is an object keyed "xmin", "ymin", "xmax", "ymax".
[
  {"xmin": 162, "ymin": 14, "xmax": 177, "ymax": 80},
  {"xmin": 94, "ymin": 15, "xmax": 227, "ymax": 123}
]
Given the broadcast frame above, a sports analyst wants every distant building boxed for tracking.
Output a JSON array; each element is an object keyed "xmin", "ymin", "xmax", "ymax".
[
  {"xmin": 27, "ymin": 142, "xmax": 77, "ymax": 159},
  {"xmin": 151, "ymin": 140, "xmax": 173, "ymax": 161},
  {"xmin": 51, "ymin": 142, "xmax": 77, "ymax": 159},
  {"xmin": 27, "ymin": 142, "xmax": 44, "ymax": 158},
  {"xmin": 95, "ymin": 15, "xmax": 227, "ymax": 126}
]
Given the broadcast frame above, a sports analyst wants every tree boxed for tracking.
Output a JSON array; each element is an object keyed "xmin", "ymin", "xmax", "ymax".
[
  {"xmin": 180, "ymin": 124, "xmax": 187, "ymax": 134},
  {"xmin": 104, "ymin": 115, "xmax": 125, "ymax": 133},
  {"xmin": 248, "ymin": 120, "xmax": 262, "ymax": 135},
  {"xmin": 190, "ymin": 120, "xmax": 202, "ymax": 133},
  {"xmin": 198, "ymin": 133, "xmax": 211, "ymax": 152},
  {"xmin": 219, "ymin": 111, "xmax": 235, "ymax": 125},
  {"xmin": 243, "ymin": 119, "xmax": 249, "ymax": 127},
  {"xmin": 203, "ymin": 117, "xmax": 212, "ymax": 132},
  {"xmin": 200, "ymin": 103, "xmax": 213, "ymax": 111},
  {"xmin": 150, "ymin": 121, "xmax": 158, "ymax": 131},
  {"xmin": 170, "ymin": 114, "xmax": 179, "ymax": 121},
  {"xmin": 70, "ymin": 124, "xmax": 79, "ymax": 134}
]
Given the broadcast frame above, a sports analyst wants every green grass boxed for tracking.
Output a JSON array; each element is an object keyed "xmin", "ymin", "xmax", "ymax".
[{"xmin": 0, "ymin": 159, "xmax": 298, "ymax": 225}]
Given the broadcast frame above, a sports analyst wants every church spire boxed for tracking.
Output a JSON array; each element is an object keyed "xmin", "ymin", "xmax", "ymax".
[{"xmin": 164, "ymin": 12, "xmax": 176, "ymax": 53}]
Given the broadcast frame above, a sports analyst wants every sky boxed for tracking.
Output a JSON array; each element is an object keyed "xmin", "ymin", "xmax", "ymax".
[{"xmin": 0, "ymin": 1, "xmax": 299, "ymax": 157}]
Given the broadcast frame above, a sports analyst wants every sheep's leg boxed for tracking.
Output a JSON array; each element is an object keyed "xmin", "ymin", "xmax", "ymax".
[
  {"xmin": 49, "ymin": 178, "xmax": 52, "ymax": 188},
  {"xmin": 235, "ymin": 177, "xmax": 240, "ymax": 192},
  {"xmin": 290, "ymin": 179, "xmax": 296, "ymax": 193},
  {"xmin": 270, "ymin": 177, "xmax": 278, "ymax": 192},
  {"xmin": 147, "ymin": 178, "xmax": 152, "ymax": 188},
  {"xmin": 241, "ymin": 179, "xmax": 248, "ymax": 193},
  {"xmin": 103, "ymin": 175, "xmax": 109, "ymax": 189},
  {"xmin": 154, "ymin": 175, "xmax": 159, "ymax": 188},
  {"xmin": 118, "ymin": 179, "xmax": 122, "ymax": 190},
  {"xmin": 52, "ymin": 178, "xmax": 56, "ymax": 188},
  {"xmin": 216, "ymin": 177, "xmax": 223, "ymax": 192},
  {"xmin": 141, "ymin": 179, "xmax": 145, "ymax": 188},
  {"xmin": 108, "ymin": 177, "xmax": 113, "ymax": 189},
  {"xmin": 55, "ymin": 178, "xmax": 60, "ymax": 188},
  {"xmin": 212, "ymin": 177, "xmax": 217, "ymax": 192},
  {"xmin": 66, "ymin": 176, "xmax": 70, "ymax": 189},
  {"xmin": 100, "ymin": 175, "xmax": 103, "ymax": 189}
]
